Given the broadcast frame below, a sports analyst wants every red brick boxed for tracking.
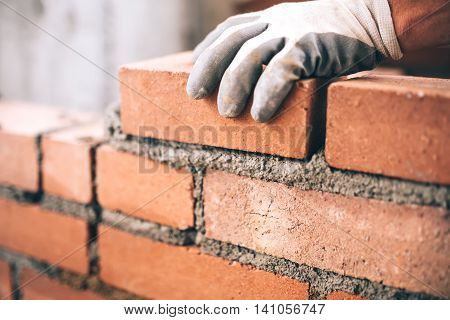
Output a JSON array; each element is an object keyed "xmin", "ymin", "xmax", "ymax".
[
  {"xmin": 21, "ymin": 268, "xmax": 102, "ymax": 300},
  {"xmin": 99, "ymin": 226, "xmax": 308, "ymax": 299},
  {"xmin": 203, "ymin": 170, "xmax": 450, "ymax": 297},
  {"xmin": 0, "ymin": 261, "xmax": 11, "ymax": 300},
  {"xmin": 0, "ymin": 101, "xmax": 98, "ymax": 191},
  {"xmin": 120, "ymin": 52, "xmax": 324, "ymax": 159},
  {"xmin": 0, "ymin": 198, "xmax": 89, "ymax": 274},
  {"xmin": 96, "ymin": 145, "xmax": 194, "ymax": 229},
  {"xmin": 326, "ymin": 75, "xmax": 450, "ymax": 184},
  {"xmin": 327, "ymin": 291, "xmax": 365, "ymax": 300},
  {"xmin": 42, "ymin": 120, "xmax": 104, "ymax": 203}
]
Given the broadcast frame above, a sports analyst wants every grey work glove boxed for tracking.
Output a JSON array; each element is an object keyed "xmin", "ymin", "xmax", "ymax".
[{"xmin": 187, "ymin": 0, "xmax": 403, "ymax": 122}]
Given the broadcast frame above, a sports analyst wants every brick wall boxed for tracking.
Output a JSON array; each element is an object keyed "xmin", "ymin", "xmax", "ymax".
[{"xmin": 0, "ymin": 52, "xmax": 448, "ymax": 300}]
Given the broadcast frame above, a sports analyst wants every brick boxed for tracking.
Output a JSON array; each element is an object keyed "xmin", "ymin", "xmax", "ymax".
[
  {"xmin": 0, "ymin": 101, "xmax": 98, "ymax": 191},
  {"xmin": 327, "ymin": 291, "xmax": 365, "ymax": 300},
  {"xmin": 203, "ymin": 170, "xmax": 450, "ymax": 297},
  {"xmin": 0, "ymin": 198, "xmax": 89, "ymax": 274},
  {"xmin": 120, "ymin": 52, "xmax": 325, "ymax": 159},
  {"xmin": 325, "ymin": 75, "xmax": 450, "ymax": 184},
  {"xmin": 0, "ymin": 261, "xmax": 11, "ymax": 300},
  {"xmin": 21, "ymin": 268, "xmax": 102, "ymax": 300},
  {"xmin": 97, "ymin": 145, "xmax": 194, "ymax": 229},
  {"xmin": 99, "ymin": 226, "xmax": 308, "ymax": 299},
  {"xmin": 42, "ymin": 120, "xmax": 104, "ymax": 203}
]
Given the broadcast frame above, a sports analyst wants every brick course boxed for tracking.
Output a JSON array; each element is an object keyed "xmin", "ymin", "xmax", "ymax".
[
  {"xmin": 0, "ymin": 198, "xmax": 89, "ymax": 274},
  {"xmin": 99, "ymin": 226, "xmax": 309, "ymax": 299},
  {"xmin": 203, "ymin": 170, "xmax": 450, "ymax": 297},
  {"xmin": 326, "ymin": 75, "xmax": 450, "ymax": 184},
  {"xmin": 0, "ymin": 53, "xmax": 448, "ymax": 301}
]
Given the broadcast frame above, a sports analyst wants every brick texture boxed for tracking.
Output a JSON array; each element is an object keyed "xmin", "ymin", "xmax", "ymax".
[
  {"xmin": 0, "ymin": 261, "xmax": 11, "ymax": 300},
  {"xmin": 327, "ymin": 291, "xmax": 365, "ymax": 300},
  {"xmin": 119, "ymin": 52, "xmax": 325, "ymax": 159},
  {"xmin": 42, "ymin": 120, "xmax": 104, "ymax": 203},
  {"xmin": 99, "ymin": 226, "xmax": 309, "ymax": 299},
  {"xmin": 0, "ymin": 101, "xmax": 98, "ymax": 191},
  {"xmin": 203, "ymin": 170, "xmax": 450, "ymax": 297},
  {"xmin": 0, "ymin": 198, "xmax": 89, "ymax": 274},
  {"xmin": 97, "ymin": 145, "xmax": 194, "ymax": 229},
  {"xmin": 20, "ymin": 268, "xmax": 102, "ymax": 300},
  {"xmin": 326, "ymin": 75, "xmax": 450, "ymax": 184}
]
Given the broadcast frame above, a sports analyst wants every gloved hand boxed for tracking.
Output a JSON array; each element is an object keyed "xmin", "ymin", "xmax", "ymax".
[{"xmin": 187, "ymin": 0, "xmax": 403, "ymax": 122}]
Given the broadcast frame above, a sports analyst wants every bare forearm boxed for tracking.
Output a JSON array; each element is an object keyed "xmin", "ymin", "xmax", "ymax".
[{"xmin": 388, "ymin": 0, "xmax": 450, "ymax": 52}]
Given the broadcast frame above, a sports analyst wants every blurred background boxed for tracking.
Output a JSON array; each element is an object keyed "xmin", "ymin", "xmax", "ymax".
[{"xmin": 0, "ymin": 0, "xmax": 448, "ymax": 112}]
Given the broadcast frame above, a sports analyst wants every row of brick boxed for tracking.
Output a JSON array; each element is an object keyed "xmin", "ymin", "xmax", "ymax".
[
  {"xmin": 0, "ymin": 231, "xmax": 361, "ymax": 300},
  {"xmin": 119, "ymin": 52, "xmax": 450, "ymax": 184},
  {"xmin": 0, "ymin": 100, "xmax": 448, "ymax": 297},
  {"xmin": 0, "ymin": 261, "xmax": 362, "ymax": 300},
  {"xmin": 85, "ymin": 141, "xmax": 450, "ymax": 296},
  {"xmin": 1, "ymin": 149, "xmax": 448, "ymax": 298}
]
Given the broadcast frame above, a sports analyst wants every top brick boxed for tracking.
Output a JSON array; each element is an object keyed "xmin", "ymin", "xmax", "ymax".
[
  {"xmin": 0, "ymin": 101, "xmax": 98, "ymax": 191},
  {"xmin": 326, "ymin": 75, "xmax": 450, "ymax": 185},
  {"xmin": 119, "ymin": 52, "xmax": 326, "ymax": 159}
]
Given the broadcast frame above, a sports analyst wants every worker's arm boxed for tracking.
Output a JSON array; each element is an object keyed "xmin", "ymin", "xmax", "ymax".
[
  {"xmin": 187, "ymin": 0, "xmax": 449, "ymax": 123},
  {"xmin": 389, "ymin": 0, "xmax": 449, "ymax": 52}
]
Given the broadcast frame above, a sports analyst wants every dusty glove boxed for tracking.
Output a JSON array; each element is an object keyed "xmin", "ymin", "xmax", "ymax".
[{"xmin": 187, "ymin": 0, "xmax": 402, "ymax": 122}]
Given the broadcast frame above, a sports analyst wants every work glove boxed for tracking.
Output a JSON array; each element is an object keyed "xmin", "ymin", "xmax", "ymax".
[{"xmin": 187, "ymin": 0, "xmax": 403, "ymax": 122}]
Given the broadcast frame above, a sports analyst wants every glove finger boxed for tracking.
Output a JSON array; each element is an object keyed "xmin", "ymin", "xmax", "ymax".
[
  {"xmin": 187, "ymin": 22, "xmax": 268, "ymax": 100},
  {"xmin": 218, "ymin": 35, "xmax": 284, "ymax": 118},
  {"xmin": 192, "ymin": 13, "xmax": 261, "ymax": 63},
  {"xmin": 251, "ymin": 42, "xmax": 306, "ymax": 122}
]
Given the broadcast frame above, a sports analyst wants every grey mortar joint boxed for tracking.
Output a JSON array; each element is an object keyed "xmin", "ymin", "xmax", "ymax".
[
  {"xmin": 101, "ymin": 210, "xmax": 196, "ymax": 246},
  {"xmin": 86, "ymin": 142, "xmax": 105, "ymax": 276},
  {"xmin": 0, "ymin": 185, "xmax": 41, "ymax": 203},
  {"xmin": 40, "ymin": 194, "xmax": 97, "ymax": 222},
  {"xmin": 35, "ymin": 135, "xmax": 44, "ymax": 197},
  {"xmin": 106, "ymin": 110, "xmax": 449, "ymax": 209},
  {"xmin": 0, "ymin": 187, "xmax": 97, "ymax": 222},
  {"xmin": 191, "ymin": 166, "xmax": 206, "ymax": 239},
  {"xmin": 199, "ymin": 238, "xmax": 440, "ymax": 300}
]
